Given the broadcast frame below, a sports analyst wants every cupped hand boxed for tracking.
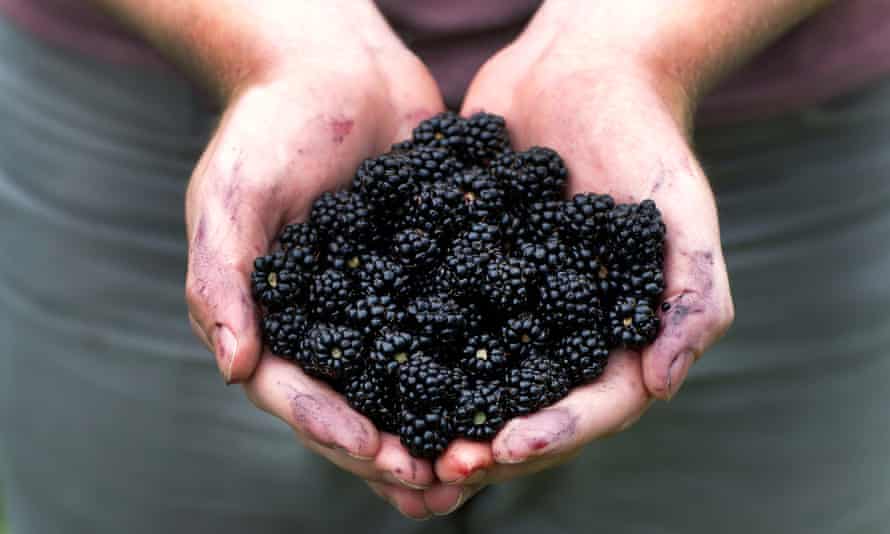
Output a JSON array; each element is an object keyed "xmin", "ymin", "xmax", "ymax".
[
  {"xmin": 183, "ymin": 11, "xmax": 453, "ymax": 518},
  {"xmin": 429, "ymin": 11, "xmax": 735, "ymax": 511}
]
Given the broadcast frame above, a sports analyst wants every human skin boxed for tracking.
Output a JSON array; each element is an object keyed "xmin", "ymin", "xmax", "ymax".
[
  {"xmin": 92, "ymin": 0, "xmax": 831, "ymax": 520},
  {"xmin": 425, "ymin": 0, "xmax": 832, "ymax": 514},
  {"xmin": 91, "ymin": 0, "xmax": 452, "ymax": 519}
]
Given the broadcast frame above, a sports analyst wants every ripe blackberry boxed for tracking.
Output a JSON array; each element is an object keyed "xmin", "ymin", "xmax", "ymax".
[
  {"xmin": 561, "ymin": 193, "xmax": 615, "ymax": 244},
  {"xmin": 442, "ymin": 222, "xmax": 503, "ymax": 295},
  {"xmin": 504, "ymin": 354, "xmax": 570, "ymax": 417},
  {"xmin": 403, "ymin": 145, "xmax": 465, "ymax": 183},
  {"xmin": 458, "ymin": 300, "xmax": 485, "ymax": 334},
  {"xmin": 449, "ymin": 170, "xmax": 505, "ymax": 223},
  {"xmin": 607, "ymin": 200, "xmax": 665, "ymax": 266},
  {"xmin": 555, "ymin": 329, "xmax": 610, "ymax": 386},
  {"xmin": 369, "ymin": 329, "xmax": 422, "ymax": 376},
  {"xmin": 399, "ymin": 406, "xmax": 453, "ymax": 459},
  {"xmin": 518, "ymin": 237, "xmax": 572, "ymax": 277},
  {"xmin": 491, "ymin": 147, "xmax": 567, "ymax": 205},
  {"xmin": 278, "ymin": 222, "xmax": 318, "ymax": 253},
  {"xmin": 464, "ymin": 112, "xmax": 511, "ymax": 163},
  {"xmin": 614, "ymin": 261, "xmax": 665, "ymax": 300},
  {"xmin": 354, "ymin": 253, "xmax": 410, "ymax": 298},
  {"xmin": 481, "ymin": 256, "xmax": 536, "ymax": 314},
  {"xmin": 454, "ymin": 380, "xmax": 507, "ymax": 440},
  {"xmin": 353, "ymin": 152, "xmax": 417, "ymax": 212},
  {"xmin": 251, "ymin": 252, "xmax": 308, "ymax": 308},
  {"xmin": 518, "ymin": 200, "xmax": 564, "ymax": 243},
  {"xmin": 309, "ymin": 190, "xmax": 373, "ymax": 240},
  {"xmin": 398, "ymin": 354, "xmax": 462, "ymax": 408},
  {"xmin": 262, "ymin": 306, "xmax": 309, "ymax": 358},
  {"xmin": 538, "ymin": 270, "xmax": 603, "ymax": 330},
  {"xmin": 608, "ymin": 296, "xmax": 659, "ymax": 348},
  {"xmin": 309, "ymin": 268, "xmax": 356, "ymax": 323},
  {"xmin": 346, "ymin": 294, "xmax": 404, "ymax": 338},
  {"xmin": 411, "ymin": 111, "xmax": 468, "ymax": 155},
  {"xmin": 406, "ymin": 295, "xmax": 466, "ymax": 344},
  {"xmin": 405, "ymin": 181, "xmax": 467, "ymax": 238},
  {"xmin": 500, "ymin": 313, "xmax": 550, "ymax": 357},
  {"xmin": 459, "ymin": 334, "xmax": 509, "ymax": 378},
  {"xmin": 392, "ymin": 228, "xmax": 441, "ymax": 271},
  {"xmin": 325, "ymin": 234, "xmax": 369, "ymax": 271},
  {"xmin": 298, "ymin": 324, "xmax": 365, "ymax": 383},
  {"xmin": 344, "ymin": 368, "xmax": 399, "ymax": 433}
]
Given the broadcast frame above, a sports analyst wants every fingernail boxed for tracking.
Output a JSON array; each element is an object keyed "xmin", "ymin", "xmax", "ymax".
[
  {"xmin": 667, "ymin": 350, "xmax": 694, "ymax": 399},
  {"xmin": 382, "ymin": 472, "xmax": 428, "ymax": 490},
  {"xmin": 434, "ymin": 490, "xmax": 465, "ymax": 517},
  {"xmin": 215, "ymin": 326, "xmax": 238, "ymax": 384},
  {"xmin": 330, "ymin": 445, "xmax": 374, "ymax": 462}
]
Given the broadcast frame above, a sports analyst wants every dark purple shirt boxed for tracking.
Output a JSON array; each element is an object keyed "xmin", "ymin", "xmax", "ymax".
[{"xmin": 2, "ymin": 0, "xmax": 889, "ymax": 123}]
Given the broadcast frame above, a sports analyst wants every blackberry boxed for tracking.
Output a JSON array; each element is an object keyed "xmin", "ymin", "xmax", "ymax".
[
  {"xmin": 405, "ymin": 181, "xmax": 467, "ymax": 238},
  {"xmin": 491, "ymin": 147, "xmax": 567, "ymax": 205},
  {"xmin": 344, "ymin": 368, "xmax": 399, "ymax": 433},
  {"xmin": 309, "ymin": 191, "xmax": 373, "ymax": 240},
  {"xmin": 369, "ymin": 329, "xmax": 421, "ymax": 376},
  {"xmin": 449, "ymin": 170, "xmax": 505, "ymax": 223},
  {"xmin": 500, "ymin": 313, "xmax": 550, "ymax": 357},
  {"xmin": 392, "ymin": 228, "xmax": 440, "ymax": 271},
  {"xmin": 459, "ymin": 334, "xmax": 509, "ymax": 378},
  {"xmin": 398, "ymin": 354, "xmax": 461, "ymax": 408},
  {"xmin": 518, "ymin": 200, "xmax": 564, "ymax": 243},
  {"xmin": 555, "ymin": 329, "xmax": 610, "ymax": 386},
  {"xmin": 325, "ymin": 234, "xmax": 369, "ymax": 271},
  {"xmin": 464, "ymin": 112, "xmax": 511, "ymax": 163},
  {"xmin": 607, "ymin": 200, "xmax": 665, "ymax": 266},
  {"xmin": 458, "ymin": 300, "xmax": 485, "ymax": 334},
  {"xmin": 346, "ymin": 294, "xmax": 404, "ymax": 338},
  {"xmin": 411, "ymin": 111, "xmax": 468, "ymax": 155},
  {"xmin": 399, "ymin": 406, "xmax": 453, "ymax": 459},
  {"xmin": 278, "ymin": 222, "xmax": 318, "ymax": 253},
  {"xmin": 481, "ymin": 256, "xmax": 536, "ymax": 314},
  {"xmin": 309, "ymin": 269, "xmax": 356, "ymax": 323},
  {"xmin": 454, "ymin": 380, "xmax": 507, "ymax": 440},
  {"xmin": 518, "ymin": 237, "xmax": 572, "ymax": 277},
  {"xmin": 442, "ymin": 222, "xmax": 503, "ymax": 295},
  {"xmin": 403, "ymin": 145, "xmax": 465, "ymax": 183},
  {"xmin": 353, "ymin": 152, "xmax": 417, "ymax": 213},
  {"xmin": 608, "ymin": 296, "xmax": 659, "ymax": 348},
  {"xmin": 262, "ymin": 306, "xmax": 310, "ymax": 358},
  {"xmin": 504, "ymin": 354, "xmax": 570, "ymax": 417},
  {"xmin": 298, "ymin": 324, "xmax": 365, "ymax": 383},
  {"xmin": 538, "ymin": 270, "xmax": 603, "ymax": 330},
  {"xmin": 614, "ymin": 261, "xmax": 665, "ymax": 300},
  {"xmin": 354, "ymin": 253, "xmax": 410, "ymax": 298},
  {"xmin": 406, "ymin": 294, "xmax": 466, "ymax": 344},
  {"xmin": 251, "ymin": 251, "xmax": 308, "ymax": 308},
  {"xmin": 561, "ymin": 193, "xmax": 615, "ymax": 244}
]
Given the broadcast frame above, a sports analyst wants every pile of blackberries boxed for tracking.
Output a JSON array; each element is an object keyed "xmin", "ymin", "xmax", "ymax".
[{"xmin": 251, "ymin": 112, "xmax": 665, "ymax": 459}]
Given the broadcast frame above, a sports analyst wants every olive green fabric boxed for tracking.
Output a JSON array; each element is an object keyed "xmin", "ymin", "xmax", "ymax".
[{"xmin": 1, "ymin": 15, "xmax": 888, "ymax": 534}]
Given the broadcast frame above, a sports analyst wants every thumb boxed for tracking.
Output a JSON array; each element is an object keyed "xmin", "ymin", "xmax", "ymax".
[{"xmin": 186, "ymin": 198, "xmax": 272, "ymax": 384}]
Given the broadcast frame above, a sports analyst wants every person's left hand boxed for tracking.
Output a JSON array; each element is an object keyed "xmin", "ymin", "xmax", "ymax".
[{"xmin": 424, "ymin": 4, "xmax": 735, "ymax": 512}]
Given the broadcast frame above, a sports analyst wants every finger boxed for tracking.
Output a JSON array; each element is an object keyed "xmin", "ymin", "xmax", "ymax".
[
  {"xmin": 435, "ymin": 439, "xmax": 494, "ymax": 485},
  {"xmin": 366, "ymin": 481, "xmax": 432, "ymax": 520},
  {"xmin": 492, "ymin": 349, "xmax": 651, "ymax": 464},
  {"xmin": 244, "ymin": 354, "xmax": 381, "ymax": 460},
  {"xmin": 422, "ymin": 483, "xmax": 473, "ymax": 516},
  {"xmin": 641, "ymin": 165, "xmax": 735, "ymax": 400},
  {"xmin": 374, "ymin": 433, "xmax": 436, "ymax": 489}
]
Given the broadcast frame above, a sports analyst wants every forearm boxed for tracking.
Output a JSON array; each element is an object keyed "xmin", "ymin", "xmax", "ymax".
[
  {"xmin": 535, "ymin": 0, "xmax": 834, "ymax": 104},
  {"xmin": 88, "ymin": 0, "xmax": 398, "ymax": 101}
]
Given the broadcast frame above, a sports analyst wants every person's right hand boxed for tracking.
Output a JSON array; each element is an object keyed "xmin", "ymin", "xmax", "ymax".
[{"xmin": 181, "ymin": 1, "xmax": 455, "ymax": 519}]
